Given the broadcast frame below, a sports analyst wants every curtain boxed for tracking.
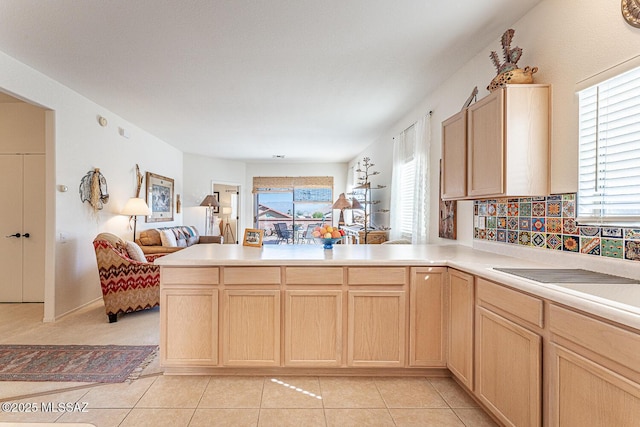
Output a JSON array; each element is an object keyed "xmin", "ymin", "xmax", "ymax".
[{"xmin": 390, "ymin": 113, "xmax": 431, "ymax": 243}]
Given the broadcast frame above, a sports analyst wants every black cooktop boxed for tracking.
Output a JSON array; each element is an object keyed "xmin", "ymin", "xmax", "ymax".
[{"xmin": 493, "ymin": 268, "xmax": 640, "ymax": 284}]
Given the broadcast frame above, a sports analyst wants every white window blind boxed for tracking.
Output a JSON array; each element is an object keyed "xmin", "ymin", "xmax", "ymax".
[
  {"xmin": 399, "ymin": 159, "xmax": 416, "ymax": 237},
  {"xmin": 577, "ymin": 65, "xmax": 640, "ymax": 224}
]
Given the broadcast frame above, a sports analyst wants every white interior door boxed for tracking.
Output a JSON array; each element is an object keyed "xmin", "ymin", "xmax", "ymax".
[
  {"xmin": 0, "ymin": 154, "xmax": 45, "ymax": 302},
  {"xmin": 0, "ymin": 154, "xmax": 25, "ymax": 302},
  {"xmin": 23, "ymin": 154, "xmax": 45, "ymax": 302}
]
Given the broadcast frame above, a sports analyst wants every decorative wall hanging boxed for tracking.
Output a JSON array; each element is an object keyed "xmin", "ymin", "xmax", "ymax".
[
  {"xmin": 135, "ymin": 164, "xmax": 143, "ymax": 197},
  {"xmin": 488, "ymin": 29, "xmax": 538, "ymax": 92},
  {"xmin": 438, "ymin": 160, "xmax": 457, "ymax": 240},
  {"xmin": 622, "ymin": 0, "xmax": 640, "ymax": 28},
  {"xmin": 79, "ymin": 168, "xmax": 109, "ymax": 212},
  {"xmin": 176, "ymin": 194, "xmax": 181, "ymax": 214},
  {"xmin": 461, "ymin": 86, "xmax": 478, "ymax": 111},
  {"xmin": 145, "ymin": 172, "xmax": 174, "ymax": 222}
]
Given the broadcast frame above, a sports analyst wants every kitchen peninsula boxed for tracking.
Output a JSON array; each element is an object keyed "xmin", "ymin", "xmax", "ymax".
[{"xmin": 156, "ymin": 243, "xmax": 640, "ymax": 427}]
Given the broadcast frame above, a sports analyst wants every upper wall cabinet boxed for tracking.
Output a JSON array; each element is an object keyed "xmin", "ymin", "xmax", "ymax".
[
  {"xmin": 441, "ymin": 110, "xmax": 467, "ymax": 199},
  {"xmin": 441, "ymin": 84, "xmax": 550, "ymax": 200}
]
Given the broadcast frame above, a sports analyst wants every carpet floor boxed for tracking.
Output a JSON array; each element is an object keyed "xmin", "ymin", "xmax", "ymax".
[{"xmin": 0, "ymin": 344, "xmax": 158, "ymax": 383}]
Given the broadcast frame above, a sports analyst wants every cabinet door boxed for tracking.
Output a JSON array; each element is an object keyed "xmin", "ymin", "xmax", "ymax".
[
  {"xmin": 284, "ymin": 290, "xmax": 342, "ymax": 367},
  {"xmin": 161, "ymin": 288, "xmax": 218, "ymax": 366},
  {"xmin": 442, "ymin": 110, "xmax": 467, "ymax": 199},
  {"xmin": 476, "ymin": 306, "xmax": 541, "ymax": 427},
  {"xmin": 447, "ymin": 269, "xmax": 474, "ymax": 389},
  {"xmin": 222, "ymin": 290, "xmax": 280, "ymax": 366},
  {"xmin": 550, "ymin": 343, "xmax": 640, "ymax": 427},
  {"xmin": 409, "ymin": 267, "xmax": 446, "ymax": 366},
  {"xmin": 348, "ymin": 291, "xmax": 406, "ymax": 367},
  {"xmin": 467, "ymin": 89, "xmax": 504, "ymax": 197}
]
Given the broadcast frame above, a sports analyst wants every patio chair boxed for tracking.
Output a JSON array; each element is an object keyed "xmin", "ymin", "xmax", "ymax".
[
  {"xmin": 274, "ymin": 222, "xmax": 293, "ymax": 244},
  {"xmin": 303, "ymin": 224, "xmax": 321, "ymax": 244}
]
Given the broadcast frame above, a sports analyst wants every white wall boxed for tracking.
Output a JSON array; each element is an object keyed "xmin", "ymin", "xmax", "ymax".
[
  {"xmin": 355, "ymin": 0, "xmax": 640, "ymax": 247},
  {"xmin": 182, "ymin": 153, "xmax": 247, "ymax": 236},
  {"xmin": 0, "ymin": 50, "xmax": 183, "ymax": 320}
]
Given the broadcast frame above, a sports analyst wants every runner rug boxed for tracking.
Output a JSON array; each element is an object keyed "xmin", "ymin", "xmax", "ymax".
[{"xmin": 0, "ymin": 344, "xmax": 158, "ymax": 383}]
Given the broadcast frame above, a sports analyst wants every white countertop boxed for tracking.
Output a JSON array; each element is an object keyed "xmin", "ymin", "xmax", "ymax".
[{"xmin": 156, "ymin": 243, "xmax": 640, "ymax": 330}]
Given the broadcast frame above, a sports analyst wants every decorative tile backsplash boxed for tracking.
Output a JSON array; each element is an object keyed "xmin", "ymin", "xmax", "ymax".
[{"xmin": 473, "ymin": 194, "xmax": 640, "ymax": 262}]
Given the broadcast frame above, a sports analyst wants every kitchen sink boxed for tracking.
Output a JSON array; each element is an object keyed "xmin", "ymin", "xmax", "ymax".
[{"xmin": 493, "ymin": 268, "xmax": 640, "ymax": 284}]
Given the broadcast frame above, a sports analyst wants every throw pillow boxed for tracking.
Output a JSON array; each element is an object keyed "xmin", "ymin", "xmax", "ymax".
[
  {"xmin": 160, "ymin": 229, "xmax": 178, "ymax": 247},
  {"xmin": 125, "ymin": 241, "xmax": 147, "ymax": 262}
]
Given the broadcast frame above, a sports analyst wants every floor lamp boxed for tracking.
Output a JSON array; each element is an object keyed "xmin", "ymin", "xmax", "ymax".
[
  {"xmin": 200, "ymin": 194, "xmax": 220, "ymax": 235},
  {"xmin": 222, "ymin": 206, "xmax": 235, "ymax": 243},
  {"xmin": 122, "ymin": 197, "xmax": 151, "ymax": 241}
]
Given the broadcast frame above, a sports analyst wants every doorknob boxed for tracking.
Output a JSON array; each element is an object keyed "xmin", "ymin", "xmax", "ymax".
[
  {"xmin": 5, "ymin": 233, "xmax": 21, "ymax": 238},
  {"xmin": 23, "ymin": 233, "xmax": 30, "ymax": 238}
]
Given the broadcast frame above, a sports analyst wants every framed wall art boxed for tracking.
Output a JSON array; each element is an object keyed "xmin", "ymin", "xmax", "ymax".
[
  {"xmin": 146, "ymin": 172, "xmax": 174, "ymax": 222},
  {"xmin": 213, "ymin": 191, "xmax": 220, "ymax": 213}
]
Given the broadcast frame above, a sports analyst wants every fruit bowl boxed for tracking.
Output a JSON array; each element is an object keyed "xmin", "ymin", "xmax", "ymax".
[{"xmin": 314, "ymin": 237, "xmax": 342, "ymax": 250}]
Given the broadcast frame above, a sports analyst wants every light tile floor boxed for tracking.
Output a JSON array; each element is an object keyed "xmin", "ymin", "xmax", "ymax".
[{"xmin": 0, "ymin": 302, "xmax": 497, "ymax": 426}]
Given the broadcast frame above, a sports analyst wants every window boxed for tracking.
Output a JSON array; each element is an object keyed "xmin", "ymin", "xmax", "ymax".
[
  {"xmin": 397, "ymin": 124, "xmax": 416, "ymax": 239},
  {"xmin": 577, "ymin": 65, "xmax": 640, "ymax": 224}
]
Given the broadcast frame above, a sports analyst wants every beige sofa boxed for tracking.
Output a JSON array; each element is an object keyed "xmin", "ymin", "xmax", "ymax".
[{"xmin": 136, "ymin": 225, "xmax": 222, "ymax": 255}]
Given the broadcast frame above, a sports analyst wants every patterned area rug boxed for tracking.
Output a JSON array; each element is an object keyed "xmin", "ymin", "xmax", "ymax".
[{"xmin": 0, "ymin": 344, "xmax": 158, "ymax": 383}]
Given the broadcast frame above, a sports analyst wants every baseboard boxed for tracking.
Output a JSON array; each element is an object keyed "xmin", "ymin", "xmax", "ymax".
[{"xmin": 47, "ymin": 297, "xmax": 102, "ymax": 322}]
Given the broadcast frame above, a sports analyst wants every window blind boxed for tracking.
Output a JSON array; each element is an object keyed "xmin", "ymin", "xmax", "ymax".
[
  {"xmin": 577, "ymin": 65, "xmax": 640, "ymax": 224},
  {"xmin": 399, "ymin": 159, "xmax": 416, "ymax": 237}
]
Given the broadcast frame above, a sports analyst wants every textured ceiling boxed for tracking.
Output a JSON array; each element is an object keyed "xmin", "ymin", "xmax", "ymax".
[{"xmin": 0, "ymin": 0, "xmax": 541, "ymax": 162}]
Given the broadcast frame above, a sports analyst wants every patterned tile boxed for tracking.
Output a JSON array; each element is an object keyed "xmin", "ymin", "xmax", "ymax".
[
  {"xmin": 601, "ymin": 227, "xmax": 623, "ymax": 238},
  {"xmin": 532, "ymin": 232, "xmax": 546, "ymax": 248},
  {"xmin": 507, "ymin": 203, "xmax": 519, "ymax": 217},
  {"xmin": 518, "ymin": 231, "xmax": 531, "ymax": 246},
  {"xmin": 547, "ymin": 201, "xmax": 562, "ymax": 217},
  {"xmin": 497, "ymin": 217, "xmax": 507, "ymax": 229},
  {"xmin": 497, "ymin": 203, "xmax": 508, "ymax": 217},
  {"xmin": 546, "ymin": 234, "xmax": 562, "ymax": 250},
  {"xmin": 497, "ymin": 230, "xmax": 507, "ymax": 242},
  {"xmin": 474, "ymin": 204, "xmax": 479, "ymax": 215},
  {"xmin": 487, "ymin": 229, "xmax": 497, "ymax": 241},
  {"xmin": 487, "ymin": 203, "xmax": 497, "ymax": 216},
  {"xmin": 519, "ymin": 203, "xmax": 532, "ymax": 217},
  {"xmin": 531, "ymin": 196, "xmax": 546, "ymax": 202},
  {"xmin": 531, "ymin": 218, "xmax": 545, "ymax": 232},
  {"xmin": 519, "ymin": 218, "xmax": 531, "ymax": 231},
  {"xmin": 625, "ymin": 229, "xmax": 640, "ymax": 240},
  {"xmin": 563, "ymin": 218, "xmax": 579, "ymax": 235},
  {"xmin": 486, "ymin": 217, "xmax": 497, "ymax": 229},
  {"xmin": 478, "ymin": 229, "xmax": 486, "ymax": 240},
  {"xmin": 601, "ymin": 238, "xmax": 624, "ymax": 259},
  {"xmin": 519, "ymin": 197, "xmax": 532, "ymax": 203},
  {"xmin": 507, "ymin": 217, "xmax": 519, "ymax": 230},
  {"xmin": 625, "ymin": 241, "xmax": 640, "ymax": 261},
  {"xmin": 580, "ymin": 237, "xmax": 601, "ymax": 255},
  {"xmin": 580, "ymin": 227, "xmax": 600, "ymax": 237},
  {"xmin": 547, "ymin": 195, "xmax": 562, "ymax": 201},
  {"xmin": 546, "ymin": 218, "xmax": 562, "ymax": 234},
  {"xmin": 507, "ymin": 231, "xmax": 518, "ymax": 244},
  {"xmin": 563, "ymin": 235, "xmax": 579, "ymax": 252},
  {"xmin": 478, "ymin": 202, "xmax": 487, "ymax": 216},
  {"xmin": 561, "ymin": 200, "xmax": 575, "ymax": 218},
  {"xmin": 562, "ymin": 194, "xmax": 576, "ymax": 201},
  {"xmin": 532, "ymin": 202, "xmax": 545, "ymax": 217},
  {"xmin": 474, "ymin": 228, "xmax": 479, "ymax": 239}
]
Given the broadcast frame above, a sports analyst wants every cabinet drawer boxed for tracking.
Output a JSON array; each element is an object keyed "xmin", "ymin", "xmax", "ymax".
[
  {"xmin": 285, "ymin": 267, "xmax": 344, "ymax": 285},
  {"xmin": 347, "ymin": 267, "xmax": 406, "ymax": 285},
  {"xmin": 477, "ymin": 278, "xmax": 543, "ymax": 329},
  {"xmin": 223, "ymin": 267, "xmax": 281, "ymax": 285},
  {"xmin": 161, "ymin": 267, "xmax": 219, "ymax": 285},
  {"xmin": 550, "ymin": 304, "xmax": 640, "ymax": 375}
]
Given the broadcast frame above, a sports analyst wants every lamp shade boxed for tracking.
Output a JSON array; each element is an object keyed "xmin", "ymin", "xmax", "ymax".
[
  {"xmin": 222, "ymin": 206, "xmax": 232, "ymax": 215},
  {"xmin": 200, "ymin": 194, "xmax": 219, "ymax": 207},
  {"xmin": 350, "ymin": 197, "xmax": 364, "ymax": 210},
  {"xmin": 332, "ymin": 193, "xmax": 351, "ymax": 210},
  {"xmin": 121, "ymin": 197, "xmax": 151, "ymax": 216}
]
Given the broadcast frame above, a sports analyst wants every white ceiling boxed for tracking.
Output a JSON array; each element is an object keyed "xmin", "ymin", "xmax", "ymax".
[{"xmin": 0, "ymin": 0, "xmax": 541, "ymax": 162}]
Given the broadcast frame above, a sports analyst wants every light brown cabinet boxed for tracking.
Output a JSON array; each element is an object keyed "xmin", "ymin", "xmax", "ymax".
[
  {"xmin": 447, "ymin": 269, "xmax": 474, "ymax": 389},
  {"xmin": 549, "ymin": 305, "xmax": 640, "ymax": 426},
  {"xmin": 467, "ymin": 84, "xmax": 550, "ymax": 198},
  {"xmin": 441, "ymin": 84, "xmax": 550, "ymax": 200},
  {"xmin": 441, "ymin": 110, "xmax": 467, "ymax": 200},
  {"xmin": 222, "ymin": 289, "xmax": 281, "ymax": 366},
  {"xmin": 284, "ymin": 290, "xmax": 342, "ymax": 367},
  {"xmin": 160, "ymin": 267, "xmax": 220, "ymax": 367},
  {"xmin": 475, "ymin": 278, "xmax": 542, "ymax": 427},
  {"xmin": 409, "ymin": 267, "xmax": 446, "ymax": 366}
]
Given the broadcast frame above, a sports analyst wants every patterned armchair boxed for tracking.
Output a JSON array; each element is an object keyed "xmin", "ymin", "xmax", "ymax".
[{"xmin": 93, "ymin": 232, "xmax": 161, "ymax": 323}]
